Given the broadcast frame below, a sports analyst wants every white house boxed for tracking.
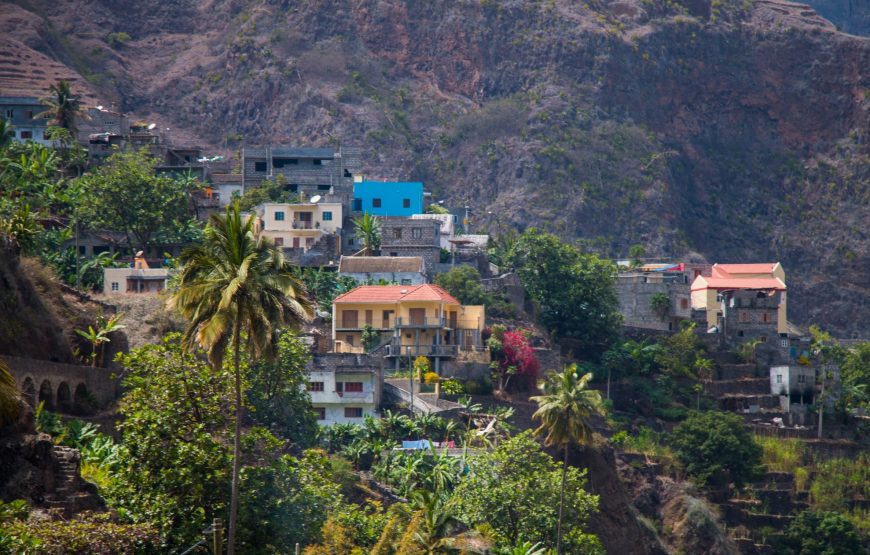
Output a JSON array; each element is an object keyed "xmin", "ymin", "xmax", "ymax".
[
  {"xmin": 305, "ymin": 353, "xmax": 383, "ymax": 425},
  {"xmin": 258, "ymin": 201, "xmax": 343, "ymax": 251},
  {"xmin": 103, "ymin": 254, "xmax": 169, "ymax": 295}
]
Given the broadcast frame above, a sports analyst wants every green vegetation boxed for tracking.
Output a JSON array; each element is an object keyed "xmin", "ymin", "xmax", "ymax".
[
  {"xmin": 105, "ymin": 31, "xmax": 131, "ymax": 47},
  {"xmin": 0, "ymin": 357, "xmax": 20, "ymax": 427},
  {"xmin": 531, "ymin": 367, "xmax": 603, "ymax": 552},
  {"xmin": 352, "ymin": 211, "xmax": 381, "ymax": 255},
  {"xmin": 670, "ymin": 411, "xmax": 763, "ymax": 487},
  {"xmin": 76, "ymin": 149, "xmax": 201, "ymax": 251},
  {"xmin": 169, "ymin": 202, "xmax": 313, "ymax": 554},
  {"xmin": 435, "ymin": 265, "xmax": 491, "ymax": 305},
  {"xmin": 507, "ymin": 229, "xmax": 621, "ymax": 359},
  {"xmin": 776, "ymin": 510, "xmax": 868, "ymax": 555}
]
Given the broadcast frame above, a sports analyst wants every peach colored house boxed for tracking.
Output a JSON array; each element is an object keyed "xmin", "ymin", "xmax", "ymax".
[
  {"xmin": 258, "ymin": 202, "xmax": 342, "ymax": 251},
  {"xmin": 691, "ymin": 263, "xmax": 787, "ymax": 334},
  {"xmin": 332, "ymin": 284, "xmax": 485, "ymax": 372}
]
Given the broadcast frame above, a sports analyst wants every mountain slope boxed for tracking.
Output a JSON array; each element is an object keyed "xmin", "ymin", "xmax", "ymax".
[{"xmin": 2, "ymin": 0, "xmax": 869, "ymax": 336}]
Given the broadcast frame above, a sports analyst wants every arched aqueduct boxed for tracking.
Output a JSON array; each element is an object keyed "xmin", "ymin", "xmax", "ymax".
[
  {"xmin": 4, "ymin": 356, "xmax": 118, "ymax": 415},
  {"xmin": 19, "ymin": 374, "xmax": 94, "ymax": 414}
]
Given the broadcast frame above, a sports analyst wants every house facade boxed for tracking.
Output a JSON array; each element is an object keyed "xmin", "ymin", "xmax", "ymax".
[
  {"xmin": 103, "ymin": 255, "xmax": 169, "ymax": 295},
  {"xmin": 306, "ymin": 353, "xmax": 383, "ymax": 426},
  {"xmin": 410, "ymin": 213, "xmax": 455, "ymax": 249},
  {"xmin": 380, "ymin": 217, "xmax": 442, "ymax": 278},
  {"xmin": 338, "ymin": 256, "xmax": 426, "ymax": 285},
  {"xmin": 691, "ymin": 263, "xmax": 787, "ymax": 335},
  {"xmin": 1, "ymin": 97, "xmax": 52, "ymax": 146},
  {"xmin": 331, "ymin": 285, "xmax": 485, "ymax": 373},
  {"xmin": 241, "ymin": 146, "xmax": 362, "ymax": 203},
  {"xmin": 616, "ymin": 264, "xmax": 694, "ymax": 331},
  {"xmin": 352, "ymin": 181, "xmax": 423, "ymax": 217},
  {"xmin": 257, "ymin": 202, "xmax": 343, "ymax": 251}
]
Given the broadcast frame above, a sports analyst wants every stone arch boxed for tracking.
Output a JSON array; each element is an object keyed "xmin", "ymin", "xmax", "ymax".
[
  {"xmin": 73, "ymin": 383, "xmax": 91, "ymax": 414},
  {"xmin": 57, "ymin": 382, "xmax": 72, "ymax": 412},
  {"xmin": 38, "ymin": 379, "xmax": 54, "ymax": 410},
  {"xmin": 21, "ymin": 377, "xmax": 36, "ymax": 408}
]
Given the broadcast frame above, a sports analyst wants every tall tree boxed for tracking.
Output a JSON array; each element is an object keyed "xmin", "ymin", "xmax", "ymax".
[
  {"xmin": 531, "ymin": 366, "xmax": 603, "ymax": 555},
  {"xmin": 507, "ymin": 229, "xmax": 620, "ymax": 359},
  {"xmin": 169, "ymin": 201, "xmax": 313, "ymax": 555},
  {"xmin": 37, "ymin": 80, "xmax": 84, "ymax": 136},
  {"xmin": 75, "ymin": 149, "xmax": 197, "ymax": 251},
  {"xmin": 353, "ymin": 212, "xmax": 381, "ymax": 255}
]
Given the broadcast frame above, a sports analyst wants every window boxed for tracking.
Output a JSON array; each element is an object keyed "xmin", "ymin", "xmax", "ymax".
[
  {"xmin": 763, "ymin": 312, "xmax": 771, "ymax": 323},
  {"xmin": 307, "ymin": 382, "xmax": 324, "ymax": 392},
  {"xmin": 111, "ymin": 282, "xmax": 119, "ymax": 291},
  {"xmin": 318, "ymin": 184, "xmax": 330, "ymax": 191},
  {"xmin": 345, "ymin": 382, "xmax": 363, "ymax": 392},
  {"xmin": 411, "ymin": 228, "xmax": 422, "ymax": 239},
  {"xmin": 289, "ymin": 184, "xmax": 298, "ymax": 192},
  {"xmin": 394, "ymin": 228, "xmax": 403, "ymax": 239},
  {"xmin": 373, "ymin": 198, "xmax": 382, "ymax": 208},
  {"xmin": 781, "ymin": 339, "xmax": 789, "ymax": 348},
  {"xmin": 342, "ymin": 310, "xmax": 359, "ymax": 328},
  {"xmin": 680, "ymin": 299, "xmax": 689, "ymax": 310},
  {"xmin": 345, "ymin": 335, "xmax": 355, "ymax": 346},
  {"xmin": 274, "ymin": 211, "xmax": 285, "ymax": 221},
  {"xmin": 322, "ymin": 211, "xmax": 333, "ymax": 221},
  {"xmin": 776, "ymin": 374, "xmax": 782, "ymax": 384},
  {"xmin": 20, "ymin": 130, "xmax": 32, "ymax": 139},
  {"xmin": 254, "ymin": 161, "xmax": 267, "ymax": 172},
  {"xmin": 760, "ymin": 335, "xmax": 768, "ymax": 343},
  {"xmin": 403, "ymin": 198, "xmax": 411, "ymax": 208},
  {"xmin": 305, "ymin": 237, "xmax": 314, "ymax": 247},
  {"xmin": 313, "ymin": 159, "xmax": 323, "ymax": 165},
  {"xmin": 390, "ymin": 252, "xmax": 398, "ymax": 257},
  {"xmin": 315, "ymin": 407, "xmax": 326, "ymax": 420},
  {"xmin": 24, "ymin": 110, "xmax": 33, "ymax": 119},
  {"xmin": 344, "ymin": 407, "xmax": 363, "ymax": 418},
  {"xmin": 798, "ymin": 374, "xmax": 805, "ymax": 383},
  {"xmin": 739, "ymin": 310, "xmax": 749, "ymax": 323},
  {"xmin": 273, "ymin": 237, "xmax": 284, "ymax": 247},
  {"xmin": 365, "ymin": 310, "xmax": 373, "ymax": 326},
  {"xmin": 4, "ymin": 109, "xmax": 11, "ymax": 119},
  {"xmin": 353, "ymin": 199, "xmax": 362, "ymax": 211}
]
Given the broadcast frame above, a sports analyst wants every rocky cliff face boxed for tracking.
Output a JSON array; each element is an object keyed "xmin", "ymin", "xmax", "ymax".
[{"xmin": 2, "ymin": 0, "xmax": 868, "ymax": 336}]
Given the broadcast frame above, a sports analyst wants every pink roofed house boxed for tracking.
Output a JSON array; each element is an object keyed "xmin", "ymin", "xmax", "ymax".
[{"xmin": 691, "ymin": 262, "xmax": 787, "ymax": 334}]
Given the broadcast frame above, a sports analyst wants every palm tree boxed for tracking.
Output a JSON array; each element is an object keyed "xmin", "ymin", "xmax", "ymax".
[
  {"xmin": 168, "ymin": 201, "xmax": 313, "ymax": 555},
  {"xmin": 0, "ymin": 357, "xmax": 21, "ymax": 428},
  {"xmin": 531, "ymin": 365, "xmax": 604, "ymax": 555},
  {"xmin": 75, "ymin": 313, "xmax": 125, "ymax": 367},
  {"xmin": 353, "ymin": 211, "xmax": 381, "ymax": 255},
  {"xmin": 37, "ymin": 80, "xmax": 85, "ymax": 136}
]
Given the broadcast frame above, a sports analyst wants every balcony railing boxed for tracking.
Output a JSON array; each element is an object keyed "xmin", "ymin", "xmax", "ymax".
[
  {"xmin": 308, "ymin": 390, "xmax": 375, "ymax": 404},
  {"xmin": 396, "ymin": 316, "xmax": 447, "ymax": 329},
  {"xmin": 292, "ymin": 220, "xmax": 315, "ymax": 230},
  {"xmin": 385, "ymin": 344, "xmax": 458, "ymax": 358},
  {"xmin": 334, "ymin": 322, "xmax": 393, "ymax": 332}
]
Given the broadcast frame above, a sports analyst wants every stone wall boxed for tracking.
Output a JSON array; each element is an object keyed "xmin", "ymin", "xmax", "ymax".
[
  {"xmin": 616, "ymin": 276, "xmax": 691, "ymax": 331},
  {"xmin": 4, "ymin": 356, "xmax": 120, "ymax": 413}
]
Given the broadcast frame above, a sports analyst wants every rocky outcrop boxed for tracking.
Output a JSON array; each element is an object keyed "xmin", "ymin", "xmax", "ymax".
[{"xmin": 0, "ymin": 402, "xmax": 104, "ymax": 517}]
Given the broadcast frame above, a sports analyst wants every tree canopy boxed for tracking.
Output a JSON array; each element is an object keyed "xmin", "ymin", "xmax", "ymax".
[
  {"xmin": 507, "ymin": 229, "xmax": 620, "ymax": 359},
  {"xmin": 75, "ymin": 149, "xmax": 198, "ymax": 250}
]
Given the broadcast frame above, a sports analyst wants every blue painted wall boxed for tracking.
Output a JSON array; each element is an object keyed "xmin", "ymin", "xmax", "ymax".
[{"xmin": 353, "ymin": 181, "xmax": 423, "ymax": 217}]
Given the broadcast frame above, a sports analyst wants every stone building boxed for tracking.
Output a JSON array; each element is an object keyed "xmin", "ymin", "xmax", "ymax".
[
  {"xmin": 616, "ymin": 263, "xmax": 696, "ymax": 331},
  {"xmin": 241, "ymin": 146, "xmax": 362, "ymax": 203},
  {"xmin": 338, "ymin": 256, "xmax": 426, "ymax": 285},
  {"xmin": 380, "ymin": 217, "xmax": 442, "ymax": 278}
]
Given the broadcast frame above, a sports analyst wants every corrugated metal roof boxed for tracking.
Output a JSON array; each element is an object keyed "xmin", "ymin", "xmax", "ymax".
[
  {"xmin": 338, "ymin": 256, "xmax": 424, "ymax": 273},
  {"xmin": 334, "ymin": 284, "xmax": 460, "ymax": 304}
]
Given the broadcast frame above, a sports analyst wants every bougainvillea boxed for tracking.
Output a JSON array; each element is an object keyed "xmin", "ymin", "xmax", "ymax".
[{"xmin": 491, "ymin": 329, "xmax": 539, "ymax": 391}]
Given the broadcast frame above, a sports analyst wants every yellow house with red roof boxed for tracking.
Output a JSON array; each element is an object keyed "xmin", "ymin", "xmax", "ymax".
[
  {"xmin": 691, "ymin": 263, "xmax": 787, "ymax": 334},
  {"xmin": 332, "ymin": 284, "xmax": 485, "ymax": 371}
]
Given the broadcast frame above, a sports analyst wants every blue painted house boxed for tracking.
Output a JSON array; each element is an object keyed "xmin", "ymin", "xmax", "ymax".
[{"xmin": 352, "ymin": 181, "xmax": 423, "ymax": 217}]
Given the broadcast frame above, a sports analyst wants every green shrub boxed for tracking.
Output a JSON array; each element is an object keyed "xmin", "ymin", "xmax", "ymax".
[
  {"xmin": 105, "ymin": 32, "xmax": 131, "ymax": 47},
  {"xmin": 441, "ymin": 379, "xmax": 464, "ymax": 396}
]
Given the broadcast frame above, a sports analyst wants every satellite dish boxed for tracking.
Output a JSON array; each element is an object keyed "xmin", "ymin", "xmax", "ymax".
[
  {"xmin": 310, "ymin": 195, "xmax": 322, "ymax": 203},
  {"xmin": 96, "ymin": 105, "xmax": 104, "ymax": 110},
  {"xmin": 147, "ymin": 123, "xmax": 157, "ymax": 130}
]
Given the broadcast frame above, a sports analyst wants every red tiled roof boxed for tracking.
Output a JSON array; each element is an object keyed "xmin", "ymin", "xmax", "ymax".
[
  {"xmin": 712, "ymin": 263, "xmax": 778, "ymax": 277},
  {"xmin": 692, "ymin": 277, "xmax": 786, "ymax": 291},
  {"xmin": 333, "ymin": 284, "xmax": 460, "ymax": 305}
]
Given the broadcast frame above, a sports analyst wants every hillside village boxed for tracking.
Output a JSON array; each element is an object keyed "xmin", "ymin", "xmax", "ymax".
[{"xmin": 1, "ymin": 66, "xmax": 869, "ymax": 555}]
